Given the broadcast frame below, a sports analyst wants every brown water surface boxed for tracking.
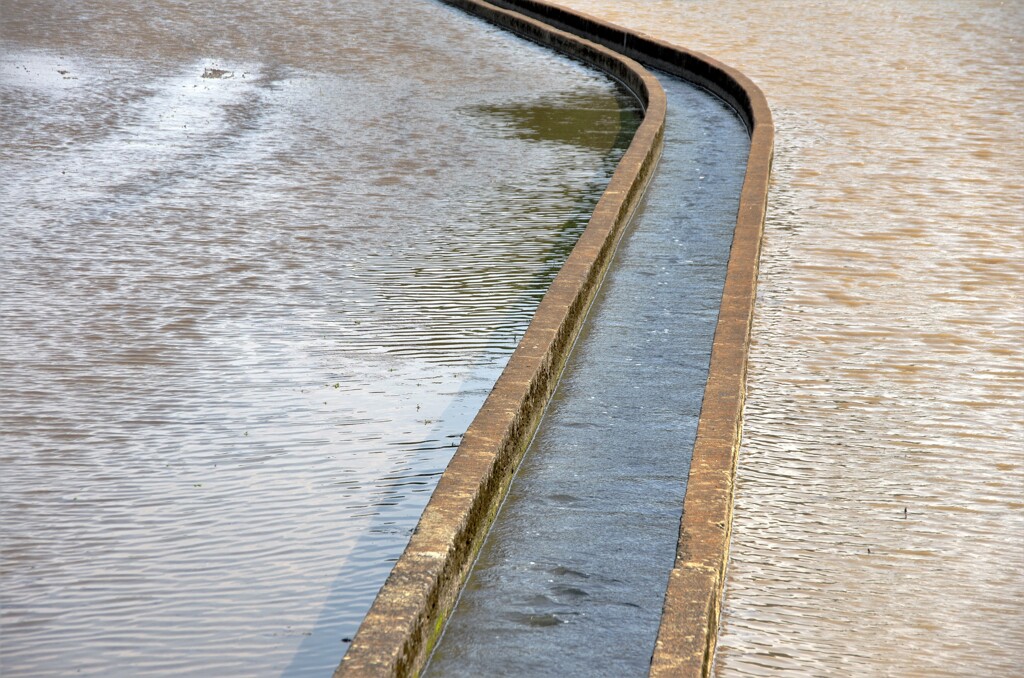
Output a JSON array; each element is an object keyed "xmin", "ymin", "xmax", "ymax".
[
  {"xmin": 557, "ymin": 0, "xmax": 1024, "ymax": 674},
  {"xmin": 0, "ymin": 1, "xmax": 639, "ymax": 675}
]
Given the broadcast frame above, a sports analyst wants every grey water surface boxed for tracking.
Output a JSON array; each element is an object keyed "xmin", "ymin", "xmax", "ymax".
[
  {"xmin": 426, "ymin": 73, "xmax": 749, "ymax": 677},
  {"xmin": 0, "ymin": 1, "xmax": 641, "ymax": 675}
]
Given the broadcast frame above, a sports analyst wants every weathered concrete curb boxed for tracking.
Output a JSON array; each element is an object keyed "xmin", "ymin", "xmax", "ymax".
[
  {"xmin": 335, "ymin": 3, "xmax": 667, "ymax": 677},
  {"xmin": 487, "ymin": 3, "xmax": 774, "ymax": 675},
  {"xmin": 335, "ymin": 1, "xmax": 773, "ymax": 676},
  {"xmin": 483, "ymin": 3, "xmax": 770, "ymax": 675}
]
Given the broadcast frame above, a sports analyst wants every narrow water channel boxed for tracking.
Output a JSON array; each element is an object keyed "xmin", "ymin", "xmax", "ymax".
[
  {"xmin": 0, "ymin": 1, "xmax": 640, "ymax": 675},
  {"xmin": 426, "ymin": 73, "xmax": 749, "ymax": 676},
  {"xmin": 557, "ymin": 1, "xmax": 1024, "ymax": 675}
]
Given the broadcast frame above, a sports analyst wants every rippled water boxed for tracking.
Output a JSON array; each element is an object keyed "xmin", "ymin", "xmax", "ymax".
[
  {"xmin": 0, "ymin": 1, "xmax": 640, "ymax": 675},
  {"xmin": 559, "ymin": 0, "xmax": 1024, "ymax": 674}
]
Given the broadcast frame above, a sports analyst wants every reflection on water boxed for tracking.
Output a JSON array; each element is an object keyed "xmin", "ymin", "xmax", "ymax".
[
  {"xmin": 559, "ymin": 0, "xmax": 1024, "ymax": 675},
  {"xmin": 0, "ymin": 0, "xmax": 640, "ymax": 675},
  {"xmin": 475, "ymin": 92, "xmax": 640, "ymax": 151}
]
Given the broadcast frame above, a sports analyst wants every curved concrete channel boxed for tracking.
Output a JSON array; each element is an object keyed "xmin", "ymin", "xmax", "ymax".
[
  {"xmin": 425, "ymin": 70, "xmax": 749, "ymax": 677},
  {"xmin": 338, "ymin": 2, "xmax": 773, "ymax": 676}
]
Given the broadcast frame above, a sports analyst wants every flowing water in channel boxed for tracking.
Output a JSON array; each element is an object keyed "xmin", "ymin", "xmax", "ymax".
[
  {"xmin": 0, "ymin": 1, "xmax": 641, "ymax": 674},
  {"xmin": 557, "ymin": 1, "xmax": 1024, "ymax": 675}
]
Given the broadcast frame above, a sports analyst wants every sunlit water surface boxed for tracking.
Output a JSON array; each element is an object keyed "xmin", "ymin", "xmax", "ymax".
[
  {"xmin": 0, "ymin": 1, "xmax": 640, "ymax": 675},
  {"xmin": 557, "ymin": 0, "xmax": 1024, "ymax": 675}
]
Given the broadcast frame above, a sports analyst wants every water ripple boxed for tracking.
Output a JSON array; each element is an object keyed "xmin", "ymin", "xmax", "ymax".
[{"xmin": 0, "ymin": 1, "xmax": 640, "ymax": 675}]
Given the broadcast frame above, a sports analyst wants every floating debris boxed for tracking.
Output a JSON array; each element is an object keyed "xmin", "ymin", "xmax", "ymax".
[{"xmin": 201, "ymin": 67, "xmax": 232, "ymax": 79}]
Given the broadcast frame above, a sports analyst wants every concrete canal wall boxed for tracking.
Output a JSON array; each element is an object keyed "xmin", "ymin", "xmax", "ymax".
[{"xmin": 337, "ymin": 2, "xmax": 772, "ymax": 676}]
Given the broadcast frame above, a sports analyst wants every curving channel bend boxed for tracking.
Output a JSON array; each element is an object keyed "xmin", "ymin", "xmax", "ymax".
[{"xmin": 340, "ymin": 1, "xmax": 773, "ymax": 677}]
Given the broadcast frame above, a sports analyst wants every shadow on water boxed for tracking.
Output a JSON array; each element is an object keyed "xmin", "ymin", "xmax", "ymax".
[{"xmin": 472, "ymin": 91, "xmax": 642, "ymax": 153}]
